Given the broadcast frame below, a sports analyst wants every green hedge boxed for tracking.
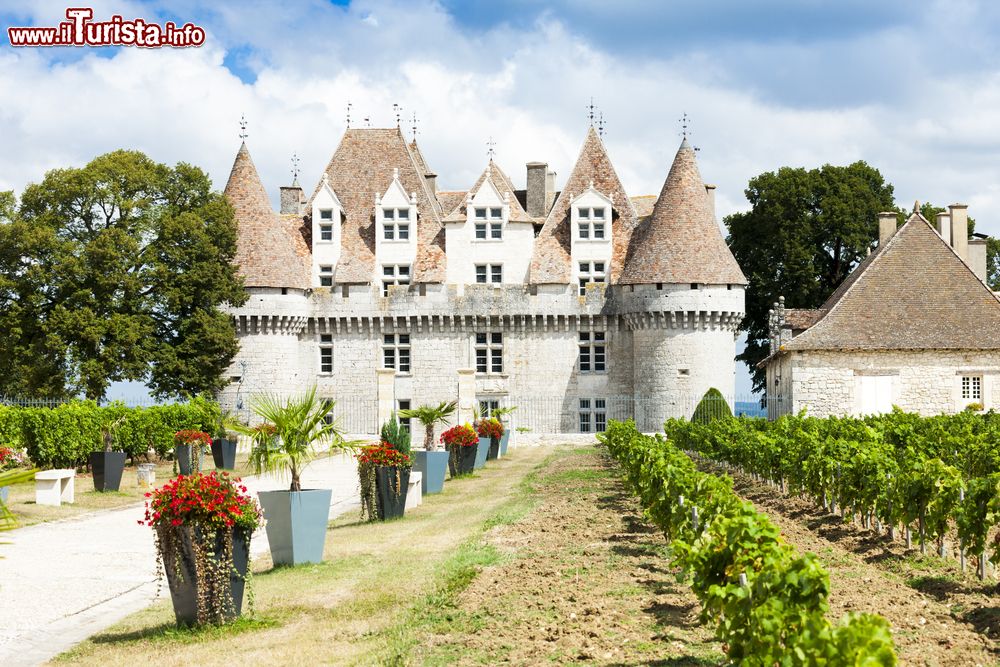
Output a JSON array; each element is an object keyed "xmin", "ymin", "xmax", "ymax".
[{"xmin": 0, "ymin": 397, "xmax": 219, "ymax": 469}]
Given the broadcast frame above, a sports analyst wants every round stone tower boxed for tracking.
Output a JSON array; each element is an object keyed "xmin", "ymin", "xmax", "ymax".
[{"xmin": 616, "ymin": 138, "xmax": 746, "ymax": 429}]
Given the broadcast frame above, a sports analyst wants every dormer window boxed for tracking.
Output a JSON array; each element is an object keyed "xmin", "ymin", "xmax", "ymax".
[
  {"xmin": 474, "ymin": 207, "xmax": 503, "ymax": 240},
  {"xmin": 577, "ymin": 207, "xmax": 607, "ymax": 240},
  {"xmin": 383, "ymin": 208, "xmax": 411, "ymax": 241},
  {"xmin": 318, "ymin": 209, "xmax": 334, "ymax": 242}
]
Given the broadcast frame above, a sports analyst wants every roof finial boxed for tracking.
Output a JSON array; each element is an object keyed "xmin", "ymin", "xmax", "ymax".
[
  {"xmin": 291, "ymin": 153, "xmax": 300, "ymax": 185},
  {"xmin": 679, "ymin": 112, "xmax": 689, "ymax": 140},
  {"xmin": 587, "ymin": 97, "xmax": 596, "ymax": 127},
  {"xmin": 486, "ymin": 136, "xmax": 496, "ymax": 161},
  {"xmin": 393, "ymin": 103, "xmax": 402, "ymax": 128},
  {"xmin": 597, "ymin": 111, "xmax": 606, "ymax": 138},
  {"xmin": 346, "ymin": 101, "xmax": 352, "ymax": 128},
  {"xmin": 913, "ymin": 199, "xmax": 921, "ymax": 213},
  {"xmin": 410, "ymin": 112, "xmax": 419, "ymax": 142},
  {"xmin": 238, "ymin": 113, "xmax": 248, "ymax": 141}
]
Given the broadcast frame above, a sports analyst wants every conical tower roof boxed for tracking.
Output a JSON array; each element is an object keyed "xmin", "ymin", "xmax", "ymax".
[
  {"xmin": 619, "ymin": 139, "xmax": 745, "ymax": 285},
  {"xmin": 530, "ymin": 127, "xmax": 637, "ymax": 283},
  {"xmin": 224, "ymin": 142, "xmax": 310, "ymax": 289}
]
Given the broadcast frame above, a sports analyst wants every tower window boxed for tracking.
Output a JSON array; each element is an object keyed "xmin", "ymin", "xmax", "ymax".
[
  {"xmin": 579, "ymin": 398, "xmax": 607, "ymax": 433},
  {"xmin": 382, "ymin": 264, "xmax": 411, "ymax": 296},
  {"xmin": 318, "ymin": 334, "xmax": 333, "ymax": 374},
  {"xmin": 383, "ymin": 333, "xmax": 411, "ymax": 373},
  {"xmin": 578, "ymin": 261, "xmax": 606, "ymax": 295},
  {"xmin": 319, "ymin": 265, "xmax": 333, "ymax": 287},
  {"xmin": 475, "ymin": 332, "xmax": 503, "ymax": 373},
  {"xmin": 475, "ymin": 264, "xmax": 503, "ymax": 284},
  {"xmin": 579, "ymin": 331, "xmax": 607, "ymax": 373},
  {"xmin": 319, "ymin": 223, "xmax": 333, "ymax": 241},
  {"xmin": 319, "ymin": 209, "xmax": 333, "ymax": 220}
]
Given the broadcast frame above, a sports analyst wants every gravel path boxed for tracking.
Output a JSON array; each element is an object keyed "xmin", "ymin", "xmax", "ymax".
[{"xmin": 0, "ymin": 452, "xmax": 360, "ymax": 667}]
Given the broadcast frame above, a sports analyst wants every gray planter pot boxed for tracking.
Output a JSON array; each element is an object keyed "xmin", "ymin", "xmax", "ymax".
[
  {"xmin": 174, "ymin": 444, "xmax": 204, "ymax": 476},
  {"xmin": 211, "ymin": 438, "xmax": 237, "ymax": 470},
  {"xmin": 257, "ymin": 488, "xmax": 331, "ymax": 566},
  {"xmin": 376, "ymin": 466, "xmax": 409, "ymax": 520},
  {"xmin": 474, "ymin": 437, "xmax": 489, "ymax": 469},
  {"xmin": 163, "ymin": 526, "xmax": 250, "ymax": 626},
  {"xmin": 487, "ymin": 437, "xmax": 500, "ymax": 460},
  {"xmin": 413, "ymin": 450, "xmax": 448, "ymax": 494},
  {"xmin": 90, "ymin": 451, "xmax": 126, "ymax": 492},
  {"xmin": 499, "ymin": 431, "xmax": 510, "ymax": 456}
]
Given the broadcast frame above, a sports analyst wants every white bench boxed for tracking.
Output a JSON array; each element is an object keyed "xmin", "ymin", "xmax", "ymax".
[
  {"xmin": 35, "ymin": 469, "xmax": 75, "ymax": 506},
  {"xmin": 405, "ymin": 471, "xmax": 422, "ymax": 512}
]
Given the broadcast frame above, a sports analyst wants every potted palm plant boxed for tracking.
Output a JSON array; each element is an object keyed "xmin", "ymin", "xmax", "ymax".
[
  {"xmin": 493, "ymin": 406, "xmax": 517, "ymax": 457},
  {"xmin": 399, "ymin": 401, "xmax": 455, "ymax": 495},
  {"xmin": 91, "ymin": 414, "xmax": 126, "ymax": 492},
  {"xmin": 231, "ymin": 387, "xmax": 350, "ymax": 566}
]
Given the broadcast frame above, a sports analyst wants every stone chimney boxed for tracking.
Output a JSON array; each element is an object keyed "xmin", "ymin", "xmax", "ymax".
[
  {"xmin": 526, "ymin": 162, "xmax": 549, "ymax": 217},
  {"xmin": 948, "ymin": 203, "xmax": 969, "ymax": 261},
  {"xmin": 936, "ymin": 211, "xmax": 951, "ymax": 246},
  {"xmin": 280, "ymin": 183, "xmax": 305, "ymax": 215},
  {"xmin": 878, "ymin": 211, "xmax": 897, "ymax": 246},
  {"xmin": 424, "ymin": 171, "xmax": 437, "ymax": 194},
  {"xmin": 545, "ymin": 169, "xmax": 557, "ymax": 212},
  {"xmin": 705, "ymin": 184, "xmax": 717, "ymax": 219},
  {"xmin": 969, "ymin": 237, "xmax": 988, "ymax": 281}
]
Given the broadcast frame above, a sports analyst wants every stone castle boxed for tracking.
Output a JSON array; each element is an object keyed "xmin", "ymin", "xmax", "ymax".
[{"xmin": 218, "ymin": 125, "xmax": 746, "ymax": 433}]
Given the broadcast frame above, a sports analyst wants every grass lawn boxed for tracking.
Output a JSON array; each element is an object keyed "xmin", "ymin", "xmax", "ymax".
[{"xmin": 4, "ymin": 454, "xmax": 255, "ymax": 527}]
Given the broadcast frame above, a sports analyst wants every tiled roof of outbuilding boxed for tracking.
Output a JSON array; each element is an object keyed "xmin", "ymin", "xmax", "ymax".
[
  {"xmin": 619, "ymin": 139, "xmax": 746, "ymax": 285},
  {"xmin": 530, "ymin": 127, "xmax": 637, "ymax": 284},
  {"xmin": 784, "ymin": 213, "xmax": 1000, "ymax": 351},
  {"xmin": 783, "ymin": 308, "xmax": 827, "ymax": 331},
  {"xmin": 224, "ymin": 142, "xmax": 311, "ymax": 289},
  {"xmin": 308, "ymin": 128, "xmax": 445, "ymax": 283},
  {"xmin": 442, "ymin": 161, "xmax": 533, "ymax": 224}
]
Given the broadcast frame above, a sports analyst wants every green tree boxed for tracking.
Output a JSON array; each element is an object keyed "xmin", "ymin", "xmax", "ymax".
[
  {"xmin": 725, "ymin": 162, "xmax": 896, "ymax": 392},
  {"xmin": 0, "ymin": 151, "xmax": 246, "ymax": 400},
  {"xmin": 988, "ymin": 237, "xmax": 1000, "ymax": 291}
]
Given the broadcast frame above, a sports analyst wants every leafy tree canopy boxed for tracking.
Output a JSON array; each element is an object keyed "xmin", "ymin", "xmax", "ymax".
[
  {"xmin": 725, "ymin": 161, "xmax": 896, "ymax": 392},
  {"xmin": 0, "ymin": 150, "xmax": 246, "ymax": 400}
]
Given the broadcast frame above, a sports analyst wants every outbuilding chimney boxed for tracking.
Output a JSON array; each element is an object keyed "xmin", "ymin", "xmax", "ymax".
[
  {"xmin": 936, "ymin": 211, "xmax": 951, "ymax": 246},
  {"xmin": 878, "ymin": 211, "xmax": 897, "ymax": 246},
  {"xmin": 969, "ymin": 237, "xmax": 988, "ymax": 281},
  {"xmin": 948, "ymin": 203, "xmax": 969, "ymax": 261},
  {"xmin": 526, "ymin": 162, "xmax": 549, "ymax": 218},
  {"xmin": 424, "ymin": 171, "xmax": 437, "ymax": 194},
  {"xmin": 705, "ymin": 184, "xmax": 717, "ymax": 219}
]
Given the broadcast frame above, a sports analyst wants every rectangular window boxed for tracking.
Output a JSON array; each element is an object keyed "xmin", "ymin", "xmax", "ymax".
[
  {"xmin": 490, "ymin": 222, "xmax": 502, "ymax": 239},
  {"xmin": 319, "ymin": 209, "xmax": 333, "ymax": 221},
  {"xmin": 397, "ymin": 399, "xmax": 411, "ymax": 433},
  {"xmin": 579, "ymin": 398, "xmax": 607, "ymax": 433},
  {"xmin": 475, "ymin": 222, "xmax": 487, "ymax": 239},
  {"xmin": 319, "ymin": 334, "xmax": 333, "ymax": 374},
  {"xmin": 384, "ymin": 223, "xmax": 394, "ymax": 240},
  {"xmin": 475, "ymin": 264, "xmax": 502, "ymax": 284},
  {"xmin": 397, "ymin": 208, "xmax": 410, "ymax": 220},
  {"xmin": 593, "ymin": 222, "xmax": 605, "ymax": 239},
  {"xmin": 962, "ymin": 376, "xmax": 983, "ymax": 401},
  {"xmin": 319, "ymin": 223, "xmax": 333, "ymax": 241},
  {"xmin": 382, "ymin": 265, "xmax": 410, "ymax": 296},
  {"xmin": 383, "ymin": 208, "xmax": 395, "ymax": 220},
  {"xmin": 475, "ymin": 207, "xmax": 487, "ymax": 220},
  {"xmin": 398, "ymin": 223, "xmax": 409, "ymax": 240},
  {"xmin": 489, "ymin": 207, "xmax": 502, "ymax": 219},
  {"xmin": 578, "ymin": 261, "xmax": 606, "ymax": 295},
  {"xmin": 475, "ymin": 332, "xmax": 503, "ymax": 373},
  {"xmin": 578, "ymin": 222, "xmax": 590, "ymax": 240},
  {"xmin": 593, "ymin": 207, "xmax": 605, "ymax": 219},
  {"xmin": 319, "ymin": 265, "xmax": 333, "ymax": 287},
  {"xmin": 383, "ymin": 334, "xmax": 411, "ymax": 373},
  {"xmin": 579, "ymin": 208, "xmax": 590, "ymax": 220},
  {"xmin": 478, "ymin": 399, "xmax": 500, "ymax": 419},
  {"xmin": 579, "ymin": 331, "xmax": 607, "ymax": 373}
]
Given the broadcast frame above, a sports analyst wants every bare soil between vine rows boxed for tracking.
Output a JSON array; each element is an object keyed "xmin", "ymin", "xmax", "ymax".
[
  {"xmin": 723, "ymin": 466, "xmax": 1000, "ymax": 667},
  {"xmin": 413, "ymin": 447, "xmax": 721, "ymax": 665}
]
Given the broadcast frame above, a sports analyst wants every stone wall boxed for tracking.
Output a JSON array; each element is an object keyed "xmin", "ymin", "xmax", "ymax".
[{"xmin": 787, "ymin": 349, "xmax": 1000, "ymax": 417}]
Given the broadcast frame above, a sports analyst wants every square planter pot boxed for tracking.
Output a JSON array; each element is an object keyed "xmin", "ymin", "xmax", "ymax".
[
  {"xmin": 452, "ymin": 444, "xmax": 477, "ymax": 477},
  {"xmin": 486, "ymin": 437, "xmax": 500, "ymax": 460},
  {"xmin": 174, "ymin": 444, "xmax": 204, "ymax": 476},
  {"xmin": 162, "ymin": 525, "xmax": 250, "ymax": 626},
  {"xmin": 376, "ymin": 466, "xmax": 410, "ymax": 520},
  {"xmin": 474, "ymin": 437, "xmax": 489, "ymax": 469},
  {"xmin": 90, "ymin": 451, "xmax": 126, "ymax": 492},
  {"xmin": 257, "ymin": 488, "xmax": 332, "ymax": 566},
  {"xmin": 211, "ymin": 438, "xmax": 238, "ymax": 470},
  {"xmin": 499, "ymin": 431, "xmax": 510, "ymax": 456},
  {"xmin": 413, "ymin": 450, "xmax": 448, "ymax": 494}
]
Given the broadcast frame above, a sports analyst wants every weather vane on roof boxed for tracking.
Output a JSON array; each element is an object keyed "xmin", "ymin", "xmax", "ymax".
[
  {"xmin": 597, "ymin": 111, "xmax": 606, "ymax": 138},
  {"xmin": 587, "ymin": 97, "xmax": 597, "ymax": 127},
  {"xmin": 346, "ymin": 101, "xmax": 352, "ymax": 128},
  {"xmin": 363, "ymin": 115, "xmax": 371, "ymax": 128},
  {"xmin": 393, "ymin": 103, "xmax": 402, "ymax": 128},
  {"xmin": 486, "ymin": 136, "xmax": 496, "ymax": 160},
  {"xmin": 410, "ymin": 112, "xmax": 419, "ymax": 141},
  {"xmin": 679, "ymin": 112, "xmax": 690, "ymax": 139},
  {"xmin": 239, "ymin": 114, "xmax": 247, "ymax": 141},
  {"xmin": 291, "ymin": 153, "xmax": 300, "ymax": 184}
]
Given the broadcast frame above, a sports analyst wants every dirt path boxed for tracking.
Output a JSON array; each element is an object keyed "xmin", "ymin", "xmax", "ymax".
[
  {"xmin": 720, "ymin": 466, "xmax": 999, "ymax": 667},
  {"xmin": 411, "ymin": 447, "xmax": 720, "ymax": 666}
]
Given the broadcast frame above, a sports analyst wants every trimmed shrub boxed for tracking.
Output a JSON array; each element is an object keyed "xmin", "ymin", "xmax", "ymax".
[
  {"xmin": 691, "ymin": 387, "xmax": 732, "ymax": 424},
  {"xmin": 11, "ymin": 397, "xmax": 220, "ymax": 469}
]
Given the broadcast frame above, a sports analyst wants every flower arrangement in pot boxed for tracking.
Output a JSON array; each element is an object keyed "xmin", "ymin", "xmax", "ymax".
[
  {"xmin": 228, "ymin": 387, "xmax": 352, "ymax": 566},
  {"xmin": 399, "ymin": 401, "xmax": 455, "ymax": 495},
  {"xmin": 142, "ymin": 471, "xmax": 263, "ymax": 627},
  {"xmin": 357, "ymin": 441, "xmax": 412, "ymax": 521},
  {"xmin": 174, "ymin": 430, "xmax": 212, "ymax": 477},
  {"xmin": 441, "ymin": 424, "xmax": 478, "ymax": 477},
  {"xmin": 91, "ymin": 414, "xmax": 126, "ymax": 492},
  {"xmin": 477, "ymin": 417, "xmax": 504, "ymax": 461}
]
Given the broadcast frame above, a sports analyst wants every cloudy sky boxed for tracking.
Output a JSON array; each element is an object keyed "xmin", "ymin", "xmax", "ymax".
[{"xmin": 2, "ymin": 0, "xmax": 998, "ymax": 397}]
